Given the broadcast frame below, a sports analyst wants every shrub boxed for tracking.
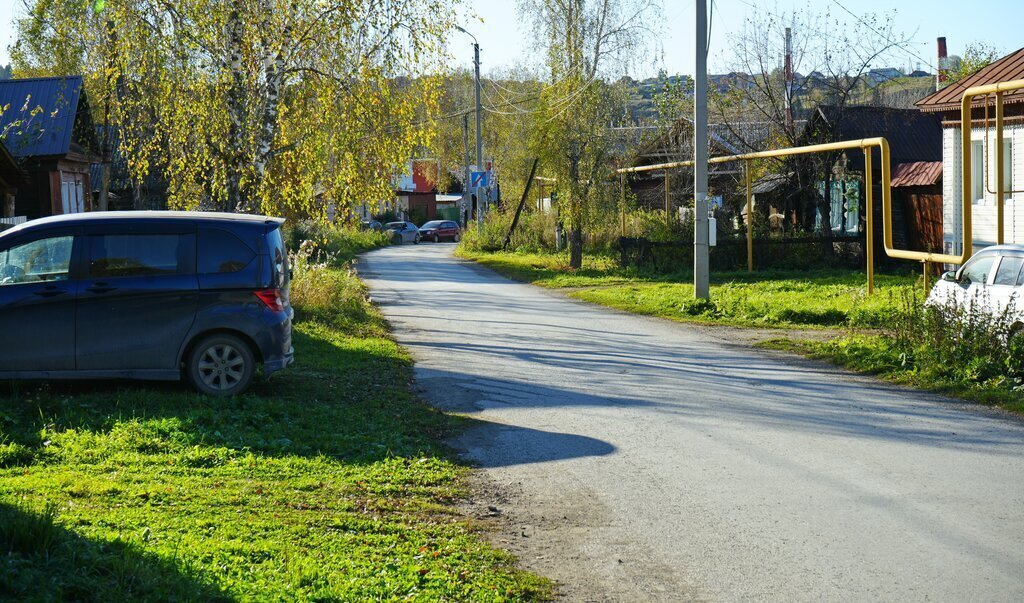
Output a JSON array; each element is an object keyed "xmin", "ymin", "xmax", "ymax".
[
  {"xmin": 286, "ymin": 221, "xmax": 389, "ymax": 338},
  {"xmin": 284, "ymin": 220, "xmax": 389, "ymax": 267},
  {"xmin": 832, "ymin": 289, "xmax": 1024, "ymax": 392}
]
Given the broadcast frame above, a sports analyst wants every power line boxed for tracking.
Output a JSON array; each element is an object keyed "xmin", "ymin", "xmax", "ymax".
[{"xmin": 829, "ymin": 0, "xmax": 937, "ymax": 72}]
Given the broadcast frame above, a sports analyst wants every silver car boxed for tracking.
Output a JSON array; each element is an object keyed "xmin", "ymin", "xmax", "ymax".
[
  {"xmin": 928, "ymin": 244, "xmax": 1024, "ymax": 329},
  {"xmin": 385, "ymin": 221, "xmax": 421, "ymax": 244}
]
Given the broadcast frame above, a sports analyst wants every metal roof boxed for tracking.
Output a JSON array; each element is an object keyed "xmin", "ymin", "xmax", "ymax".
[
  {"xmin": 808, "ymin": 106, "xmax": 942, "ymax": 168},
  {"xmin": 751, "ymin": 173, "xmax": 790, "ymax": 195},
  {"xmin": 0, "ymin": 75, "xmax": 91, "ymax": 157},
  {"xmin": 916, "ymin": 47, "xmax": 1024, "ymax": 113},
  {"xmin": 890, "ymin": 161, "xmax": 943, "ymax": 187}
]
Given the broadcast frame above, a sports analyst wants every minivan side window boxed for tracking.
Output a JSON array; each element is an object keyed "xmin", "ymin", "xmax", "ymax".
[
  {"xmin": 961, "ymin": 255, "xmax": 996, "ymax": 285},
  {"xmin": 89, "ymin": 234, "xmax": 191, "ymax": 278},
  {"xmin": 993, "ymin": 256, "xmax": 1024, "ymax": 286},
  {"xmin": 198, "ymin": 229, "xmax": 256, "ymax": 274},
  {"xmin": 0, "ymin": 236, "xmax": 74, "ymax": 286}
]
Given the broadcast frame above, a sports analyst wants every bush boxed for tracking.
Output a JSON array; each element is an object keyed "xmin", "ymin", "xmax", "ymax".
[
  {"xmin": 285, "ymin": 221, "xmax": 389, "ymax": 338},
  {"xmin": 459, "ymin": 212, "xmax": 510, "ymax": 252},
  {"xmin": 284, "ymin": 220, "xmax": 389, "ymax": 267},
  {"xmin": 826, "ymin": 289, "xmax": 1024, "ymax": 393}
]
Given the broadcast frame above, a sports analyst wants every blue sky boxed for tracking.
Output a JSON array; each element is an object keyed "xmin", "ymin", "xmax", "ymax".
[
  {"xmin": 2, "ymin": 0, "xmax": 1022, "ymax": 78},
  {"xmin": 450, "ymin": 0, "xmax": 1024, "ymax": 78}
]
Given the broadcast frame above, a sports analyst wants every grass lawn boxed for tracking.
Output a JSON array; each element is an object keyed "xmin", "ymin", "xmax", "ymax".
[
  {"xmin": 457, "ymin": 249, "xmax": 918, "ymax": 329},
  {"xmin": 0, "ymin": 243, "xmax": 550, "ymax": 600}
]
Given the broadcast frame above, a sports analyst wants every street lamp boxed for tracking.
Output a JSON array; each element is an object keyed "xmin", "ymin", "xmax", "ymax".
[{"xmin": 455, "ymin": 25, "xmax": 484, "ymax": 227}]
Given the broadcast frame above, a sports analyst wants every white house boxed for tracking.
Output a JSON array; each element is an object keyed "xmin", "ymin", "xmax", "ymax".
[{"xmin": 915, "ymin": 48, "xmax": 1024, "ymax": 255}]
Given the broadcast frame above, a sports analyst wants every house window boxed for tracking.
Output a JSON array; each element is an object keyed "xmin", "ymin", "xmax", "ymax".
[
  {"xmin": 60, "ymin": 172, "xmax": 86, "ymax": 214},
  {"xmin": 971, "ymin": 141, "xmax": 984, "ymax": 202}
]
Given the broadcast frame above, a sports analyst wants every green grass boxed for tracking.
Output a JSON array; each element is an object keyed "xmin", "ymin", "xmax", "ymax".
[
  {"xmin": 0, "ymin": 237, "xmax": 551, "ymax": 601},
  {"xmin": 457, "ymin": 249, "xmax": 917, "ymax": 329}
]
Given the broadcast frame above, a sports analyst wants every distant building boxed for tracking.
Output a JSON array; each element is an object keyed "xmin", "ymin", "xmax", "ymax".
[
  {"xmin": 802, "ymin": 105, "xmax": 943, "ymax": 254},
  {"xmin": 866, "ymin": 68, "xmax": 904, "ymax": 87}
]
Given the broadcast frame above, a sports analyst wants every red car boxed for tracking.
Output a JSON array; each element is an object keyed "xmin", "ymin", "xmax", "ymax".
[{"xmin": 418, "ymin": 220, "xmax": 462, "ymax": 242}]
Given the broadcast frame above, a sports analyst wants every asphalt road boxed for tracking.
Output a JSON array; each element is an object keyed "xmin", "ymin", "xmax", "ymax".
[{"xmin": 359, "ymin": 243, "xmax": 1024, "ymax": 602}]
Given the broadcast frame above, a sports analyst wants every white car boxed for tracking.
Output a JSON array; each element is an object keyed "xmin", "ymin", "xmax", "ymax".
[{"xmin": 928, "ymin": 244, "xmax": 1024, "ymax": 329}]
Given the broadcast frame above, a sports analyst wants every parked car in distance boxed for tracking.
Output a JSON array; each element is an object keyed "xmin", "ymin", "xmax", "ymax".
[
  {"xmin": 385, "ymin": 221, "xmax": 420, "ymax": 244},
  {"xmin": 928, "ymin": 244, "xmax": 1024, "ymax": 330},
  {"xmin": 360, "ymin": 220, "xmax": 383, "ymax": 232},
  {"xmin": 418, "ymin": 220, "xmax": 462, "ymax": 243},
  {"xmin": 0, "ymin": 211, "xmax": 294, "ymax": 396}
]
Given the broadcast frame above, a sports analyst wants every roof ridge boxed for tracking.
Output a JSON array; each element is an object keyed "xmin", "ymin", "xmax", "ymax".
[
  {"xmin": 0, "ymin": 74, "xmax": 84, "ymax": 85},
  {"xmin": 916, "ymin": 47, "xmax": 1024, "ymax": 110}
]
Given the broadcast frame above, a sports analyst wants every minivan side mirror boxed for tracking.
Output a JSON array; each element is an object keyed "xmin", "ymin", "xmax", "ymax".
[{"xmin": 941, "ymin": 271, "xmax": 957, "ymax": 283}]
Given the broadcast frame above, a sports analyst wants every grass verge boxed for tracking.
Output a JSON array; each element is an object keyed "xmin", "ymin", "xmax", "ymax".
[
  {"xmin": 759, "ymin": 336, "xmax": 1024, "ymax": 413},
  {"xmin": 0, "ymin": 233, "xmax": 551, "ymax": 601},
  {"xmin": 457, "ymin": 249, "xmax": 916, "ymax": 329}
]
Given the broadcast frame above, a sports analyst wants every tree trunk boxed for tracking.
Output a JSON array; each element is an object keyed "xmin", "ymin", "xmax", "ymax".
[
  {"xmin": 250, "ymin": 1, "xmax": 290, "ymax": 210},
  {"xmin": 225, "ymin": 0, "xmax": 246, "ymax": 212},
  {"xmin": 567, "ymin": 149, "xmax": 583, "ymax": 269},
  {"xmin": 569, "ymin": 227, "xmax": 583, "ymax": 269}
]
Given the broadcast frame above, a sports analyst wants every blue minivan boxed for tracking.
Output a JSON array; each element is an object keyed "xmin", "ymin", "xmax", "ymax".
[{"xmin": 0, "ymin": 211, "xmax": 293, "ymax": 396}]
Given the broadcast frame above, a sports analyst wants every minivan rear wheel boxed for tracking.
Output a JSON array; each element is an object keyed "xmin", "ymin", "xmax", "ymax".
[{"xmin": 186, "ymin": 334, "xmax": 255, "ymax": 396}]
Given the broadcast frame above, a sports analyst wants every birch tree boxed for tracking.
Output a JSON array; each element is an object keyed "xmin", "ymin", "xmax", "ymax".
[
  {"xmin": 519, "ymin": 0, "xmax": 657, "ymax": 268},
  {"xmin": 13, "ymin": 0, "xmax": 456, "ymax": 216}
]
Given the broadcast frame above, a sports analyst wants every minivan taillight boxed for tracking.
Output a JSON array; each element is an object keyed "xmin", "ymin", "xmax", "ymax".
[{"xmin": 254, "ymin": 288, "xmax": 284, "ymax": 312}]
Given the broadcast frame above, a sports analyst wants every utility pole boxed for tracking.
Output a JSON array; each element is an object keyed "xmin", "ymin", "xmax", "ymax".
[
  {"xmin": 463, "ymin": 114, "xmax": 471, "ymax": 226},
  {"xmin": 694, "ymin": 0, "xmax": 710, "ymax": 299},
  {"xmin": 455, "ymin": 25, "xmax": 485, "ymax": 228},
  {"xmin": 473, "ymin": 41, "xmax": 484, "ymax": 227},
  {"xmin": 784, "ymin": 27, "xmax": 794, "ymax": 138}
]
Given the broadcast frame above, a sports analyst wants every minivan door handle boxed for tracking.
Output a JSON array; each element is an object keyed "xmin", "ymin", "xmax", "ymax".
[
  {"xmin": 86, "ymin": 282, "xmax": 117, "ymax": 294},
  {"xmin": 33, "ymin": 286, "xmax": 67, "ymax": 298}
]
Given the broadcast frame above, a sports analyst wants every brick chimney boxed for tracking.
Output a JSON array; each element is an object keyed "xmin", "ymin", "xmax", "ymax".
[{"xmin": 937, "ymin": 37, "xmax": 948, "ymax": 87}]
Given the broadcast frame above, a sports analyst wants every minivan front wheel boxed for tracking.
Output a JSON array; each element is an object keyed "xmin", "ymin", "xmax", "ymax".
[{"xmin": 187, "ymin": 334, "xmax": 255, "ymax": 396}]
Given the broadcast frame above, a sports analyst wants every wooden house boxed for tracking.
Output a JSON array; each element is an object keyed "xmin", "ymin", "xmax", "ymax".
[
  {"xmin": 0, "ymin": 76, "xmax": 100, "ymax": 219},
  {"xmin": 801, "ymin": 105, "xmax": 943, "ymax": 256}
]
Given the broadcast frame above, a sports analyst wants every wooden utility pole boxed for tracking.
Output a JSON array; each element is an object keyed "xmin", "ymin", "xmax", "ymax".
[{"xmin": 503, "ymin": 159, "xmax": 540, "ymax": 250}]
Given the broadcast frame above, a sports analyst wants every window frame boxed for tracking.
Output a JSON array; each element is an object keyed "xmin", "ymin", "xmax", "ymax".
[{"xmin": 971, "ymin": 140, "xmax": 985, "ymax": 202}]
